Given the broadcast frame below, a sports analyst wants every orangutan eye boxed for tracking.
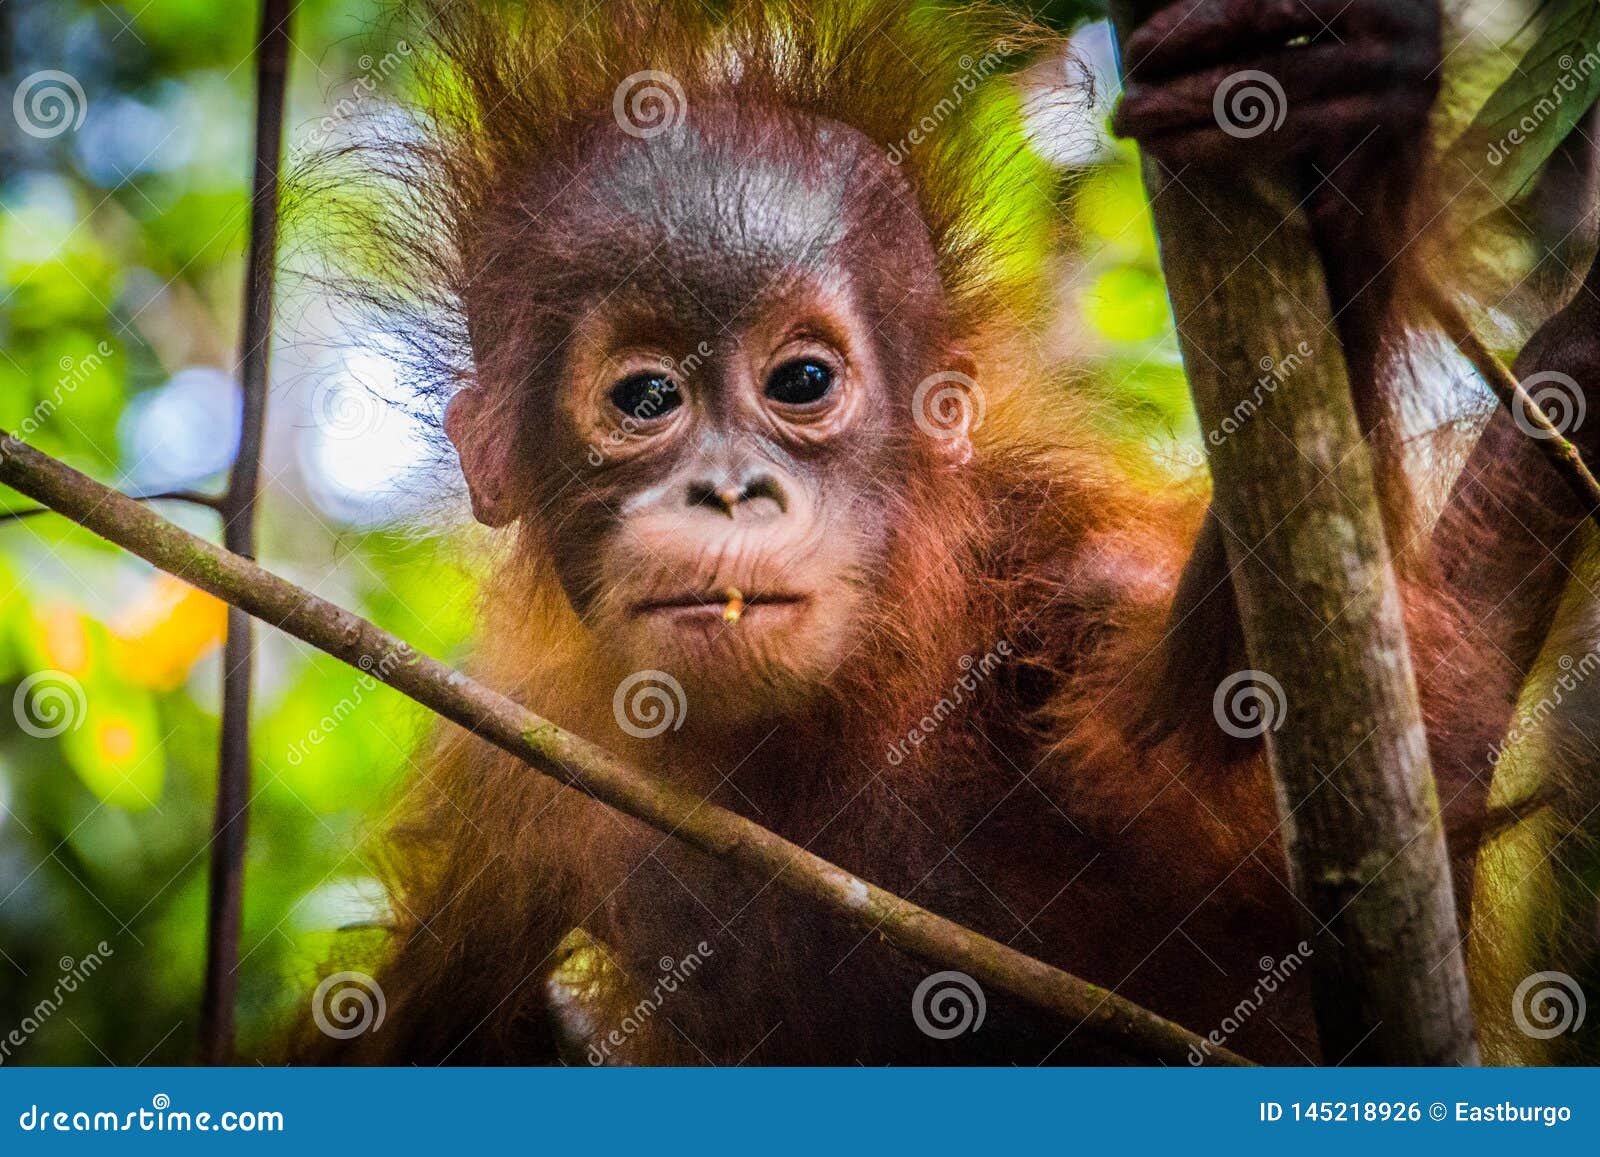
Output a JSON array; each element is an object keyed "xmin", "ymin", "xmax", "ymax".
[
  {"xmin": 608, "ymin": 373, "xmax": 681, "ymax": 420},
  {"xmin": 764, "ymin": 359, "xmax": 835, "ymax": 406}
]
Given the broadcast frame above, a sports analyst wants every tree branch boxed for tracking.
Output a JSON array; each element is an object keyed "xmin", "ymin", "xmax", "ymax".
[
  {"xmin": 1107, "ymin": 0, "xmax": 1478, "ymax": 1066},
  {"xmin": 200, "ymin": 0, "xmax": 291, "ymax": 1066},
  {"xmin": 0, "ymin": 489, "xmax": 223, "ymax": 525},
  {"xmin": 1420, "ymin": 279, "xmax": 1600, "ymax": 524},
  {"xmin": 0, "ymin": 431, "xmax": 1249, "ymax": 1068}
]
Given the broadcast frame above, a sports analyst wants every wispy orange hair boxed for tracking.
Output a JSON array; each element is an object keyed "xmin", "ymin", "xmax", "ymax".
[{"xmin": 299, "ymin": 0, "xmax": 1072, "ymax": 420}]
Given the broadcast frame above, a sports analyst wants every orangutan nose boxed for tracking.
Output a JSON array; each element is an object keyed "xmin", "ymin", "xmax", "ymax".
[{"xmin": 684, "ymin": 470, "xmax": 788, "ymax": 518}]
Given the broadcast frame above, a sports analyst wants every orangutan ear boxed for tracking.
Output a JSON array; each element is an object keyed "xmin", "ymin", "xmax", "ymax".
[
  {"xmin": 922, "ymin": 347, "xmax": 980, "ymax": 469},
  {"xmin": 444, "ymin": 386, "xmax": 520, "ymax": 528}
]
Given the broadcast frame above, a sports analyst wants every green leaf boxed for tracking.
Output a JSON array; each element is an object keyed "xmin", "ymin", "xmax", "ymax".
[{"xmin": 1447, "ymin": 0, "xmax": 1600, "ymax": 211}]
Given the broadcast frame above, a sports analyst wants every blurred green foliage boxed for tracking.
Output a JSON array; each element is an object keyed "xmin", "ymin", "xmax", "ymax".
[{"xmin": 0, "ymin": 0, "xmax": 490, "ymax": 1064}]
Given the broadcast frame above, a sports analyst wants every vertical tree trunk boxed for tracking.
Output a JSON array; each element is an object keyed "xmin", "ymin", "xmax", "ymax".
[
  {"xmin": 1105, "ymin": 1, "xmax": 1478, "ymax": 1064},
  {"xmin": 198, "ymin": 0, "xmax": 291, "ymax": 1065}
]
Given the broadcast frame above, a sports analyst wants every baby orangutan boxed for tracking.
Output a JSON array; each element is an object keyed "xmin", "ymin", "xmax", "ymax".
[{"xmin": 299, "ymin": 0, "xmax": 1600, "ymax": 1064}]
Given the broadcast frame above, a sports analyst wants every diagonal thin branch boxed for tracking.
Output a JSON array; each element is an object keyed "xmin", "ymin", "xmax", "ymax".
[
  {"xmin": 0, "ymin": 490, "xmax": 224, "ymax": 525},
  {"xmin": 0, "ymin": 431, "xmax": 1250, "ymax": 1068},
  {"xmin": 1421, "ymin": 279, "xmax": 1600, "ymax": 526}
]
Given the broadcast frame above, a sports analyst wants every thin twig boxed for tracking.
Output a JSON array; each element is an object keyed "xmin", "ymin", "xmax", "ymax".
[
  {"xmin": 0, "ymin": 489, "xmax": 223, "ymax": 525},
  {"xmin": 0, "ymin": 432, "xmax": 1251, "ymax": 1068},
  {"xmin": 1421, "ymin": 279, "xmax": 1600, "ymax": 527},
  {"xmin": 199, "ymin": 0, "xmax": 291, "ymax": 1066}
]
